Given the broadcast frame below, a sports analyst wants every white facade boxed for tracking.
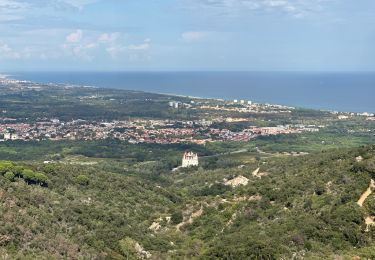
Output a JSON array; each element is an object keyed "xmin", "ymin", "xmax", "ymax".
[
  {"xmin": 168, "ymin": 101, "xmax": 181, "ymax": 109},
  {"xmin": 182, "ymin": 151, "xmax": 199, "ymax": 167}
]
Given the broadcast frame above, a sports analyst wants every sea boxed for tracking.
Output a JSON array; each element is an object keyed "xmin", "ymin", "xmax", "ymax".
[{"xmin": 7, "ymin": 71, "xmax": 375, "ymax": 113}]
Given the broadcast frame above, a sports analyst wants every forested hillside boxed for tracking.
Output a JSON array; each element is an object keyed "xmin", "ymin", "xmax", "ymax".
[{"xmin": 1, "ymin": 145, "xmax": 375, "ymax": 259}]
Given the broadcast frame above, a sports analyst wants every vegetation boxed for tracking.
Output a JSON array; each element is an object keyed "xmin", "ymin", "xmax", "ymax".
[
  {"xmin": 1, "ymin": 83, "xmax": 375, "ymax": 258},
  {"xmin": 0, "ymin": 145, "xmax": 374, "ymax": 258}
]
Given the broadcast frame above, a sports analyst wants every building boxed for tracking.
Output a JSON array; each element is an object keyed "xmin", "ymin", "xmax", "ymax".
[
  {"xmin": 182, "ymin": 151, "xmax": 199, "ymax": 167},
  {"xmin": 338, "ymin": 115, "xmax": 349, "ymax": 120},
  {"xmin": 3, "ymin": 132, "xmax": 19, "ymax": 140},
  {"xmin": 168, "ymin": 101, "xmax": 181, "ymax": 109}
]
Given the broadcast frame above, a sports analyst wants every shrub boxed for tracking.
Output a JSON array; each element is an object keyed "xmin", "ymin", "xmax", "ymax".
[
  {"xmin": 34, "ymin": 172, "xmax": 48, "ymax": 185},
  {"xmin": 22, "ymin": 169, "xmax": 35, "ymax": 183},
  {"xmin": 12, "ymin": 166, "xmax": 24, "ymax": 176},
  {"xmin": 76, "ymin": 175, "xmax": 90, "ymax": 186},
  {"xmin": 118, "ymin": 237, "xmax": 138, "ymax": 258},
  {"xmin": 4, "ymin": 171, "xmax": 15, "ymax": 181},
  {"xmin": 0, "ymin": 161, "xmax": 13, "ymax": 174},
  {"xmin": 171, "ymin": 210, "xmax": 183, "ymax": 224}
]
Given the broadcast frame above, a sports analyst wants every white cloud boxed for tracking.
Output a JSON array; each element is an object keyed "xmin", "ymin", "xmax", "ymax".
[
  {"xmin": 66, "ymin": 29, "xmax": 83, "ymax": 43},
  {"xmin": 98, "ymin": 32, "xmax": 120, "ymax": 43},
  {"xmin": 63, "ymin": 29, "xmax": 98, "ymax": 60}
]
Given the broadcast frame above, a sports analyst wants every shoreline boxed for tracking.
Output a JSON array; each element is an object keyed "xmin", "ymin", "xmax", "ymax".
[{"xmin": 2, "ymin": 72, "xmax": 374, "ymax": 115}]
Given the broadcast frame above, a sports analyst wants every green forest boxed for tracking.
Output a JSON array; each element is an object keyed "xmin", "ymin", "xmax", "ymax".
[{"xmin": 0, "ymin": 145, "xmax": 375, "ymax": 259}]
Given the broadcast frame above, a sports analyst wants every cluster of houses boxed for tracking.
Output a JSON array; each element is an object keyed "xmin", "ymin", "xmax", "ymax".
[
  {"xmin": 0, "ymin": 117, "xmax": 320, "ymax": 145},
  {"xmin": 210, "ymin": 125, "xmax": 320, "ymax": 142},
  {"xmin": 336, "ymin": 112, "xmax": 375, "ymax": 121},
  {"xmin": 197, "ymin": 102, "xmax": 294, "ymax": 115}
]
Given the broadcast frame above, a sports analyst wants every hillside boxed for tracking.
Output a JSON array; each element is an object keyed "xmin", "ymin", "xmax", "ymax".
[
  {"xmin": 1, "ymin": 81, "xmax": 375, "ymax": 259},
  {"xmin": 0, "ymin": 145, "xmax": 375, "ymax": 258}
]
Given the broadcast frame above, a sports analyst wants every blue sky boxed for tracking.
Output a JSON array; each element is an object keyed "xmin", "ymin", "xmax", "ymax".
[{"xmin": 0, "ymin": 0, "xmax": 374, "ymax": 71}]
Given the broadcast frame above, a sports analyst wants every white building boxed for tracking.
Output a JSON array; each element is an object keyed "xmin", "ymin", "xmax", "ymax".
[
  {"xmin": 3, "ymin": 133, "xmax": 11, "ymax": 140},
  {"xmin": 168, "ymin": 101, "xmax": 180, "ymax": 109},
  {"xmin": 182, "ymin": 151, "xmax": 199, "ymax": 167},
  {"xmin": 338, "ymin": 115, "xmax": 349, "ymax": 120},
  {"xmin": 2, "ymin": 132, "xmax": 19, "ymax": 141}
]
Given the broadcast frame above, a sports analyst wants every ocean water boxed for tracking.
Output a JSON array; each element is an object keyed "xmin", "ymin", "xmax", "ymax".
[{"xmin": 9, "ymin": 71, "xmax": 375, "ymax": 113}]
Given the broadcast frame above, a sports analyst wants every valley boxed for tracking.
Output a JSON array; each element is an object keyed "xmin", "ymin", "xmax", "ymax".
[{"xmin": 0, "ymin": 79, "xmax": 375, "ymax": 259}]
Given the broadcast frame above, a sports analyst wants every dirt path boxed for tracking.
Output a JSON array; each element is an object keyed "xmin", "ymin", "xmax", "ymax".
[
  {"xmin": 357, "ymin": 179, "xmax": 375, "ymax": 207},
  {"xmin": 256, "ymin": 147, "xmax": 267, "ymax": 154},
  {"xmin": 176, "ymin": 207, "xmax": 203, "ymax": 231},
  {"xmin": 252, "ymin": 167, "xmax": 260, "ymax": 176},
  {"xmin": 357, "ymin": 179, "xmax": 375, "ymax": 231},
  {"xmin": 365, "ymin": 217, "xmax": 375, "ymax": 232}
]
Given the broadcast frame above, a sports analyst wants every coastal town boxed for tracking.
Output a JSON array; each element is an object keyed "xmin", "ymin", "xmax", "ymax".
[
  {"xmin": 0, "ymin": 77, "xmax": 324, "ymax": 145},
  {"xmin": 3, "ymin": 77, "xmax": 375, "ymax": 146},
  {"xmin": 0, "ymin": 117, "xmax": 321, "ymax": 145}
]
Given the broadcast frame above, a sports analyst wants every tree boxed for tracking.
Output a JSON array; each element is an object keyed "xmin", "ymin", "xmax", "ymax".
[
  {"xmin": 34, "ymin": 172, "xmax": 48, "ymax": 185},
  {"xmin": 118, "ymin": 237, "xmax": 138, "ymax": 259},
  {"xmin": 12, "ymin": 166, "xmax": 24, "ymax": 176},
  {"xmin": 4, "ymin": 171, "xmax": 15, "ymax": 181},
  {"xmin": 171, "ymin": 210, "xmax": 183, "ymax": 224},
  {"xmin": 0, "ymin": 161, "xmax": 13, "ymax": 174},
  {"xmin": 76, "ymin": 175, "xmax": 90, "ymax": 186},
  {"xmin": 21, "ymin": 169, "xmax": 35, "ymax": 183}
]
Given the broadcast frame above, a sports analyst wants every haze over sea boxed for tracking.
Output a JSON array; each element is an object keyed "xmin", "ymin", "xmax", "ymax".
[{"xmin": 10, "ymin": 71, "xmax": 375, "ymax": 113}]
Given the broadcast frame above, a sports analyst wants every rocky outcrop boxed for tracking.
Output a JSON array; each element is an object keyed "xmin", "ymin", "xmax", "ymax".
[{"xmin": 224, "ymin": 176, "xmax": 249, "ymax": 187}]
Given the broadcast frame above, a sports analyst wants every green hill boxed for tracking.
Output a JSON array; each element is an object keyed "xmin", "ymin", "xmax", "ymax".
[{"xmin": 1, "ymin": 146, "xmax": 375, "ymax": 259}]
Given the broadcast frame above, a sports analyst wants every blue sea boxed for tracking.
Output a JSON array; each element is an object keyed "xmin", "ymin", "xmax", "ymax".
[{"xmin": 8, "ymin": 71, "xmax": 375, "ymax": 113}]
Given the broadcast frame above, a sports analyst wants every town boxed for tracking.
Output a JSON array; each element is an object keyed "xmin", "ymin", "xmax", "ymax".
[
  {"xmin": 0, "ymin": 117, "xmax": 321, "ymax": 145},
  {"xmin": 0, "ymin": 78, "xmax": 324, "ymax": 145}
]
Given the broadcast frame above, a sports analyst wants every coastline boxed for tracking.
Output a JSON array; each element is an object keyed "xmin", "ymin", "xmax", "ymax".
[{"xmin": 3, "ymin": 71, "xmax": 375, "ymax": 114}]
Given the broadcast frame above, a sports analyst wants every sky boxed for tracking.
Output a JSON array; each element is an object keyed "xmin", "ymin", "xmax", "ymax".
[{"xmin": 0, "ymin": 0, "xmax": 374, "ymax": 71}]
